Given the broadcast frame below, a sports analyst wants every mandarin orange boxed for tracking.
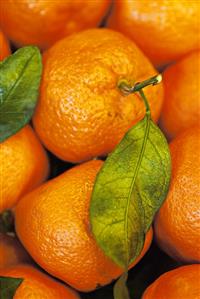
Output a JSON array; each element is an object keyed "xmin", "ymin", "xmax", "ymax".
[
  {"xmin": 154, "ymin": 126, "xmax": 200, "ymax": 263},
  {"xmin": 142, "ymin": 265, "xmax": 200, "ymax": 299},
  {"xmin": 0, "ymin": 125, "xmax": 49, "ymax": 213},
  {"xmin": 160, "ymin": 51, "xmax": 200, "ymax": 140},
  {"xmin": 108, "ymin": 0, "xmax": 200, "ymax": 66},
  {"xmin": 15, "ymin": 160, "xmax": 153, "ymax": 291},
  {"xmin": 33, "ymin": 28, "xmax": 163, "ymax": 163},
  {"xmin": 0, "ymin": 264, "xmax": 80, "ymax": 299},
  {"xmin": 0, "ymin": 0, "xmax": 111, "ymax": 49}
]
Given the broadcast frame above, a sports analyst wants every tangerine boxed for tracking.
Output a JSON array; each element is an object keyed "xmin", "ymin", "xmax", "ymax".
[
  {"xmin": 0, "ymin": 125, "xmax": 49, "ymax": 213},
  {"xmin": 142, "ymin": 265, "xmax": 200, "ymax": 299},
  {"xmin": 0, "ymin": 264, "xmax": 80, "ymax": 299},
  {"xmin": 160, "ymin": 51, "xmax": 200, "ymax": 140},
  {"xmin": 154, "ymin": 126, "xmax": 200, "ymax": 263},
  {"xmin": 33, "ymin": 28, "xmax": 163, "ymax": 162},
  {"xmin": 108, "ymin": 0, "xmax": 200, "ymax": 65},
  {"xmin": 0, "ymin": 0, "xmax": 111, "ymax": 49},
  {"xmin": 15, "ymin": 160, "xmax": 153, "ymax": 291}
]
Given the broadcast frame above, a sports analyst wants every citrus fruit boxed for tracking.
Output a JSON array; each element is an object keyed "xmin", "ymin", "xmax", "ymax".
[
  {"xmin": 142, "ymin": 264, "xmax": 200, "ymax": 299},
  {"xmin": 15, "ymin": 160, "xmax": 153, "ymax": 291},
  {"xmin": 0, "ymin": 0, "xmax": 111, "ymax": 50},
  {"xmin": 0, "ymin": 234, "xmax": 31, "ymax": 269},
  {"xmin": 108, "ymin": 0, "xmax": 200, "ymax": 66},
  {"xmin": 0, "ymin": 264, "xmax": 80, "ymax": 299},
  {"xmin": 0, "ymin": 125, "xmax": 49, "ymax": 213},
  {"xmin": 160, "ymin": 51, "xmax": 200, "ymax": 140},
  {"xmin": 0, "ymin": 29, "xmax": 10, "ymax": 60},
  {"xmin": 33, "ymin": 28, "xmax": 163, "ymax": 163},
  {"xmin": 154, "ymin": 126, "xmax": 200, "ymax": 263}
]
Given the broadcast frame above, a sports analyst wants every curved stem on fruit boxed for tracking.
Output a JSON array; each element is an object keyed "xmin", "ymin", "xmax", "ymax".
[
  {"xmin": 139, "ymin": 89, "xmax": 150, "ymax": 116},
  {"xmin": 118, "ymin": 74, "xmax": 162, "ymax": 115},
  {"xmin": 118, "ymin": 74, "xmax": 162, "ymax": 95}
]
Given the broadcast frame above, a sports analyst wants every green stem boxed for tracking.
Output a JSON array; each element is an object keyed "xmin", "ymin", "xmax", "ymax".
[
  {"xmin": 118, "ymin": 74, "xmax": 162, "ymax": 95},
  {"xmin": 118, "ymin": 74, "xmax": 162, "ymax": 116},
  {"xmin": 139, "ymin": 89, "xmax": 151, "ymax": 116}
]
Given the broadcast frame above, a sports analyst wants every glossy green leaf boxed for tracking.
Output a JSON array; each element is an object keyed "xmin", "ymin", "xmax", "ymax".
[
  {"xmin": 0, "ymin": 277, "xmax": 23, "ymax": 298},
  {"xmin": 90, "ymin": 114, "xmax": 171, "ymax": 269},
  {"xmin": 0, "ymin": 46, "xmax": 42, "ymax": 142}
]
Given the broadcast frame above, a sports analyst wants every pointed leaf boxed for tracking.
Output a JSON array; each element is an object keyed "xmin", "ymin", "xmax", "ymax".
[
  {"xmin": 90, "ymin": 115, "xmax": 171, "ymax": 268},
  {"xmin": 0, "ymin": 46, "xmax": 42, "ymax": 142},
  {"xmin": 0, "ymin": 277, "xmax": 23, "ymax": 299}
]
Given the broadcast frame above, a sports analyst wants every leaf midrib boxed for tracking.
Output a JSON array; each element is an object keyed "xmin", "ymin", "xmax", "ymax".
[
  {"xmin": 0, "ymin": 51, "xmax": 36, "ymax": 110},
  {"xmin": 124, "ymin": 114, "xmax": 151, "ymax": 266}
]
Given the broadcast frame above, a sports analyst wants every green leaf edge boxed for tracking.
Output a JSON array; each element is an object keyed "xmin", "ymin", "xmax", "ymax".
[
  {"xmin": 0, "ymin": 276, "xmax": 24, "ymax": 298},
  {"xmin": 90, "ymin": 115, "xmax": 171, "ymax": 269},
  {"xmin": 0, "ymin": 46, "xmax": 42, "ymax": 143}
]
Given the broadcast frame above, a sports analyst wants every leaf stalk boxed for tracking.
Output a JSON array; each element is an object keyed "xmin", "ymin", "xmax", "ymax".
[
  {"xmin": 118, "ymin": 74, "xmax": 162, "ymax": 95},
  {"xmin": 118, "ymin": 74, "xmax": 162, "ymax": 116},
  {"xmin": 138, "ymin": 89, "xmax": 151, "ymax": 116}
]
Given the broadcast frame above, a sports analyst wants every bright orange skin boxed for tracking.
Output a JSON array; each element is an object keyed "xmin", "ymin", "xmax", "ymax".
[
  {"xmin": 0, "ymin": 234, "xmax": 31, "ymax": 269},
  {"xmin": 0, "ymin": 29, "xmax": 10, "ymax": 60},
  {"xmin": 154, "ymin": 126, "xmax": 200, "ymax": 263},
  {"xmin": 0, "ymin": 0, "xmax": 111, "ymax": 50},
  {"xmin": 15, "ymin": 160, "xmax": 153, "ymax": 291},
  {"xmin": 0, "ymin": 264, "xmax": 80, "ymax": 299},
  {"xmin": 160, "ymin": 51, "xmax": 200, "ymax": 140},
  {"xmin": 0, "ymin": 125, "xmax": 49, "ymax": 213},
  {"xmin": 33, "ymin": 28, "xmax": 163, "ymax": 163},
  {"xmin": 142, "ymin": 265, "xmax": 200, "ymax": 299},
  {"xmin": 108, "ymin": 0, "xmax": 200, "ymax": 66}
]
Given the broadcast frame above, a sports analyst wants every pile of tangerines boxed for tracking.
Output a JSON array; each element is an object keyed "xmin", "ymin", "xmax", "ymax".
[{"xmin": 0, "ymin": 1, "xmax": 199, "ymax": 299}]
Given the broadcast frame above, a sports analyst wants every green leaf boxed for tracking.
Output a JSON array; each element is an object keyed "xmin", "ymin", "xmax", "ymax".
[
  {"xmin": 0, "ymin": 277, "xmax": 23, "ymax": 299},
  {"xmin": 113, "ymin": 273, "xmax": 130, "ymax": 299},
  {"xmin": 90, "ymin": 114, "xmax": 171, "ymax": 269},
  {"xmin": 0, "ymin": 46, "xmax": 42, "ymax": 142}
]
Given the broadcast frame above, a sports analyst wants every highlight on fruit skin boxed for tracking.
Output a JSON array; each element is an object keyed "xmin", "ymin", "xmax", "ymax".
[
  {"xmin": 0, "ymin": 264, "xmax": 80, "ymax": 299},
  {"xmin": 154, "ymin": 126, "xmax": 200, "ymax": 263},
  {"xmin": 0, "ymin": 0, "xmax": 111, "ymax": 50},
  {"xmin": 0, "ymin": 125, "xmax": 49, "ymax": 213},
  {"xmin": 108, "ymin": 0, "xmax": 200, "ymax": 66},
  {"xmin": 142, "ymin": 265, "xmax": 200, "ymax": 299},
  {"xmin": 15, "ymin": 160, "xmax": 153, "ymax": 291},
  {"xmin": 0, "ymin": 233, "xmax": 32, "ymax": 269},
  {"xmin": 33, "ymin": 28, "xmax": 163, "ymax": 163}
]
